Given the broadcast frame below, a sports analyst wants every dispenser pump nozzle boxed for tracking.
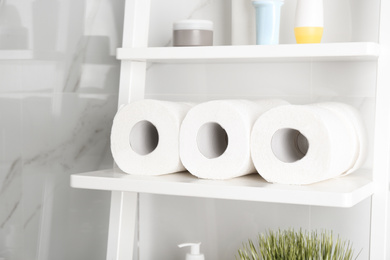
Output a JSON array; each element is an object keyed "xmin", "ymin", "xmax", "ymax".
[{"xmin": 178, "ymin": 242, "xmax": 205, "ymax": 260}]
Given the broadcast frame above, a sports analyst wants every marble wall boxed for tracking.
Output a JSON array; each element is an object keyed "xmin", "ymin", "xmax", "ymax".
[{"xmin": 0, "ymin": 0, "xmax": 124, "ymax": 259}]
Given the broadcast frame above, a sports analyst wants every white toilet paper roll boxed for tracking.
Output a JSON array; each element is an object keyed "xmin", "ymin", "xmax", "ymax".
[
  {"xmin": 251, "ymin": 103, "xmax": 363, "ymax": 184},
  {"xmin": 180, "ymin": 99, "xmax": 289, "ymax": 180},
  {"xmin": 110, "ymin": 99, "xmax": 192, "ymax": 175},
  {"xmin": 313, "ymin": 102, "xmax": 367, "ymax": 175}
]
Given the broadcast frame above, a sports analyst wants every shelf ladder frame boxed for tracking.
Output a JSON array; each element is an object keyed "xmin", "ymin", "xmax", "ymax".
[
  {"xmin": 369, "ymin": 0, "xmax": 390, "ymax": 258},
  {"xmin": 106, "ymin": 0, "xmax": 150, "ymax": 259},
  {"xmin": 106, "ymin": 0, "xmax": 390, "ymax": 259}
]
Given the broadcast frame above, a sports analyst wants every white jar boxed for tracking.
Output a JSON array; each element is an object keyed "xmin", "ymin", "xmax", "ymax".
[{"xmin": 173, "ymin": 20, "xmax": 213, "ymax": 47}]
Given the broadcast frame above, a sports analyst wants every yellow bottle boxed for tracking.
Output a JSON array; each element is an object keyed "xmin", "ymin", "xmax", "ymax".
[{"xmin": 294, "ymin": 0, "xmax": 323, "ymax": 44}]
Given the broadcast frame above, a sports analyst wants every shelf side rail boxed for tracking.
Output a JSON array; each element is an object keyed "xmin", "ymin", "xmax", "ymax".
[
  {"xmin": 117, "ymin": 0, "xmax": 150, "ymax": 107},
  {"xmin": 369, "ymin": 0, "xmax": 390, "ymax": 258},
  {"xmin": 107, "ymin": 0, "xmax": 151, "ymax": 259}
]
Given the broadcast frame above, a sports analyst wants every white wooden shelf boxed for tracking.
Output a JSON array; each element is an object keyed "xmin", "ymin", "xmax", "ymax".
[
  {"xmin": 116, "ymin": 42, "xmax": 380, "ymax": 63},
  {"xmin": 71, "ymin": 168, "xmax": 374, "ymax": 208}
]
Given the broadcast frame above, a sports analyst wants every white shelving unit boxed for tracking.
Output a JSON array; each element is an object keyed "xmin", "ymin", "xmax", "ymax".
[
  {"xmin": 116, "ymin": 42, "xmax": 380, "ymax": 62},
  {"xmin": 71, "ymin": 169, "xmax": 374, "ymax": 208},
  {"xmin": 70, "ymin": 0, "xmax": 390, "ymax": 259}
]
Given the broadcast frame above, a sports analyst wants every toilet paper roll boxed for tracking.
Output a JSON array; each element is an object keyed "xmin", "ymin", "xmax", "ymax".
[
  {"xmin": 110, "ymin": 99, "xmax": 192, "ymax": 175},
  {"xmin": 180, "ymin": 99, "xmax": 289, "ymax": 180},
  {"xmin": 313, "ymin": 102, "xmax": 367, "ymax": 175},
  {"xmin": 251, "ymin": 103, "xmax": 364, "ymax": 184}
]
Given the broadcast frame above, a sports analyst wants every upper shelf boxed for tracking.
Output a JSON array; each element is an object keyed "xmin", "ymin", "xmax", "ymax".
[
  {"xmin": 116, "ymin": 42, "xmax": 380, "ymax": 63},
  {"xmin": 71, "ymin": 168, "xmax": 374, "ymax": 208}
]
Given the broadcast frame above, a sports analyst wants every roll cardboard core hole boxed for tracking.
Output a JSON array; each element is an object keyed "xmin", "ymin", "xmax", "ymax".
[
  {"xmin": 197, "ymin": 122, "xmax": 228, "ymax": 159},
  {"xmin": 271, "ymin": 128, "xmax": 309, "ymax": 163},
  {"xmin": 129, "ymin": 120, "xmax": 159, "ymax": 155}
]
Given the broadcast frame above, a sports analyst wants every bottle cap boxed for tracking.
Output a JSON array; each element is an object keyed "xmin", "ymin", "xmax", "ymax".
[{"xmin": 178, "ymin": 242, "xmax": 205, "ymax": 260}]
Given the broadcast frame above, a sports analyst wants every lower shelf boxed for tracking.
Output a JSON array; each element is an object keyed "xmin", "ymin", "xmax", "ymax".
[{"xmin": 70, "ymin": 168, "xmax": 374, "ymax": 208}]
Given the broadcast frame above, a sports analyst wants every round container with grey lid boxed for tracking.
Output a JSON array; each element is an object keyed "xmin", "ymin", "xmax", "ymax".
[{"xmin": 173, "ymin": 20, "xmax": 213, "ymax": 47}]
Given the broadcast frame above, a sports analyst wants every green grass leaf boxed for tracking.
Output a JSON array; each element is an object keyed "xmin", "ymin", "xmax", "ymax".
[{"xmin": 235, "ymin": 229, "xmax": 359, "ymax": 260}]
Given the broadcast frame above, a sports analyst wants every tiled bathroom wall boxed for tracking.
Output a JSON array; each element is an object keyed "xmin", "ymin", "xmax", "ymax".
[{"xmin": 0, "ymin": 0, "xmax": 124, "ymax": 259}]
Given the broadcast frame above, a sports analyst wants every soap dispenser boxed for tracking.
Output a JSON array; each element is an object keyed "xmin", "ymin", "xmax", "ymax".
[{"xmin": 178, "ymin": 242, "xmax": 205, "ymax": 260}]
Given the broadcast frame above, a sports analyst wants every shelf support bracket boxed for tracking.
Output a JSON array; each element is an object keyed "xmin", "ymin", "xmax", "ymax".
[{"xmin": 106, "ymin": 191, "xmax": 138, "ymax": 260}]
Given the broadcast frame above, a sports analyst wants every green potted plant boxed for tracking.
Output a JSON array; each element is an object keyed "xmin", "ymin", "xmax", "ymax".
[{"xmin": 236, "ymin": 229, "xmax": 360, "ymax": 260}]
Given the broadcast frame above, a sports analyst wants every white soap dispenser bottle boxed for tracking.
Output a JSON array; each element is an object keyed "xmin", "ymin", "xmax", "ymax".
[{"xmin": 178, "ymin": 242, "xmax": 205, "ymax": 260}]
